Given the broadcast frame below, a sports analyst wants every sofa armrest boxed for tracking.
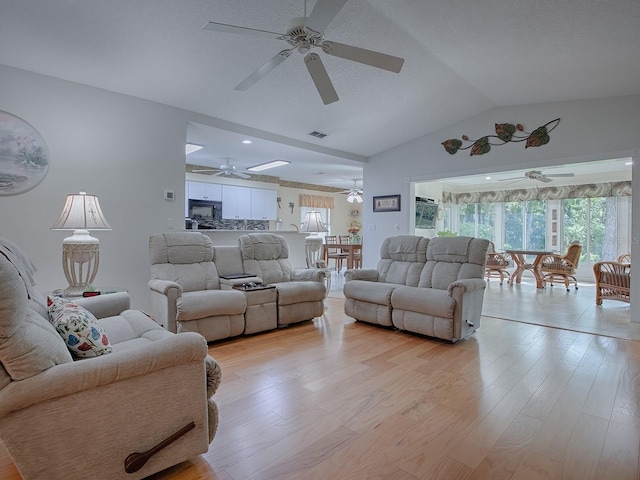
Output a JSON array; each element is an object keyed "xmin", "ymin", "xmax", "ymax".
[
  {"xmin": 149, "ymin": 279, "xmax": 183, "ymax": 296},
  {"xmin": 448, "ymin": 279, "xmax": 487, "ymax": 341},
  {"xmin": 74, "ymin": 291, "xmax": 131, "ymax": 319},
  {"xmin": 149, "ymin": 280, "xmax": 182, "ymax": 332},
  {"xmin": 291, "ymin": 268, "xmax": 326, "ymax": 282},
  {"xmin": 447, "ymin": 278, "xmax": 486, "ymax": 295},
  {"xmin": 345, "ymin": 268, "xmax": 379, "ymax": 282},
  {"xmin": 0, "ymin": 332, "xmax": 207, "ymax": 417}
]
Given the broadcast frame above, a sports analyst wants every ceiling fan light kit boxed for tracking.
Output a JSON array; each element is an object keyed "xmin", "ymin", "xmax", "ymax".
[
  {"xmin": 341, "ymin": 179, "xmax": 363, "ymax": 203},
  {"xmin": 203, "ymin": 0, "xmax": 405, "ymax": 105}
]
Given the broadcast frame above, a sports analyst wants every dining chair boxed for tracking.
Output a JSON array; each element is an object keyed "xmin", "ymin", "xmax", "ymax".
[
  {"xmin": 325, "ymin": 235, "xmax": 349, "ymax": 271},
  {"xmin": 539, "ymin": 242, "xmax": 582, "ymax": 291},
  {"xmin": 485, "ymin": 241, "xmax": 511, "ymax": 285}
]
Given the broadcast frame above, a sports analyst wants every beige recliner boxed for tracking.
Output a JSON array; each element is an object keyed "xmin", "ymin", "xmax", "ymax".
[
  {"xmin": 149, "ymin": 232, "xmax": 247, "ymax": 342},
  {"xmin": 238, "ymin": 233, "xmax": 326, "ymax": 325},
  {"xmin": 0, "ymin": 236, "xmax": 221, "ymax": 480}
]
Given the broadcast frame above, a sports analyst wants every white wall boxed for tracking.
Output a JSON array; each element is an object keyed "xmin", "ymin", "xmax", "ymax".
[{"xmin": 0, "ymin": 65, "xmax": 189, "ymax": 310}]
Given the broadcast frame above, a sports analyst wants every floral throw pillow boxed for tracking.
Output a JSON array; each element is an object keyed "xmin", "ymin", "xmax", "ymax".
[{"xmin": 47, "ymin": 296, "xmax": 112, "ymax": 358}]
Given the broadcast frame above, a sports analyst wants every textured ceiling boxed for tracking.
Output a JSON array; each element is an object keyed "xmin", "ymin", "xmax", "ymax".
[{"xmin": 1, "ymin": 0, "xmax": 639, "ymax": 189}]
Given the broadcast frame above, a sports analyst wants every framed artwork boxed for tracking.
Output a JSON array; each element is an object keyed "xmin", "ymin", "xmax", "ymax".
[
  {"xmin": 373, "ymin": 194, "xmax": 401, "ymax": 212},
  {"xmin": 0, "ymin": 110, "xmax": 49, "ymax": 196},
  {"xmin": 315, "ymin": 260, "xmax": 327, "ymax": 269},
  {"xmin": 552, "ymin": 209, "xmax": 557, "ymax": 220},
  {"xmin": 552, "ymin": 222, "xmax": 557, "ymax": 233}
]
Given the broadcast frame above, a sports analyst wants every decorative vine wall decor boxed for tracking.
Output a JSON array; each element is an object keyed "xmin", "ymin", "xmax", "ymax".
[{"xmin": 442, "ymin": 118, "xmax": 560, "ymax": 156}]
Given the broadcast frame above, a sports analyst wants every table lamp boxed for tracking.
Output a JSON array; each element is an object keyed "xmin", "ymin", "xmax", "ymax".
[
  {"xmin": 300, "ymin": 211, "xmax": 328, "ymax": 268},
  {"xmin": 51, "ymin": 192, "xmax": 112, "ymax": 296}
]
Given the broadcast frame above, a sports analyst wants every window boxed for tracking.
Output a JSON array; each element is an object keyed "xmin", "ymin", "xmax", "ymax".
[
  {"xmin": 458, "ymin": 203, "xmax": 495, "ymax": 240},
  {"xmin": 563, "ymin": 197, "xmax": 618, "ymax": 263}
]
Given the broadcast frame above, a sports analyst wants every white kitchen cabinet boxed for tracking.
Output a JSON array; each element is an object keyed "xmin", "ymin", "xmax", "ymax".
[
  {"xmin": 222, "ymin": 185, "xmax": 252, "ymax": 219},
  {"xmin": 250, "ymin": 188, "xmax": 277, "ymax": 220},
  {"xmin": 187, "ymin": 181, "xmax": 222, "ymax": 201}
]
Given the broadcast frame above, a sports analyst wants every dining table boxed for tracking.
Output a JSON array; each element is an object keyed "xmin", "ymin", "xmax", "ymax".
[
  {"xmin": 505, "ymin": 249, "xmax": 553, "ymax": 288},
  {"xmin": 323, "ymin": 242, "xmax": 362, "ymax": 270}
]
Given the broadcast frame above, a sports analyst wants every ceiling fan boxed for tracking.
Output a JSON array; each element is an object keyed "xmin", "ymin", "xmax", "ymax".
[
  {"xmin": 192, "ymin": 159, "xmax": 251, "ymax": 179},
  {"xmin": 202, "ymin": 0, "xmax": 405, "ymax": 105},
  {"xmin": 499, "ymin": 170, "xmax": 575, "ymax": 184},
  {"xmin": 340, "ymin": 180, "xmax": 363, "ymax": 203}
]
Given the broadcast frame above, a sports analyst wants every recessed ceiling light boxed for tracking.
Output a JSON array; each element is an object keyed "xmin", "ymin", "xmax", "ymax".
[
  {"xmin": 185, "ymin": 143, "xmax": 204, "ymax": 155},
  {"xmin": 242, "ymin": 139, "xmax": 252, "ymax": 144},
  {"xmin": 625, "ymin": 161, "xmax": 633, "ymax": 165},
  {"xmin": 247, "ymin": 160, "xmax": 291, "ymax": 172},
  {"xmin": 485, "ymin": 176, "xmax": 491, "ymax": 180}
]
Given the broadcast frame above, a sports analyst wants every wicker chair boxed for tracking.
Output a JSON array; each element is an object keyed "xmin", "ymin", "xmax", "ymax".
[
  {"xmin": 485, "ymin": 241, "xmax": 511, "ymax": 285},
  {"xmin": 618, "ymin": 253, "xmax": 631, "ymax": 264},
  {"xmin": 593, "ymin": 260, "xmax": 631, "ymax": 305},
  {"xmin": 539, "ymin": 242, "xmax": 582, "ymax": 291}
]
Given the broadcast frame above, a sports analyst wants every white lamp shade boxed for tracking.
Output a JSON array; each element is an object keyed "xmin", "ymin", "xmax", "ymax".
[
  {"xmin": 300, "ymin": 211, "xmax": 328, "ymax": 233},
  {"xmin": 52, "ymin": 192, "xmax": 112, "ymax": 230}
]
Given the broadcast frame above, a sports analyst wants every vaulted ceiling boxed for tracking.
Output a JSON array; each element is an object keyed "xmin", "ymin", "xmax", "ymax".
[{"xmin": 1, "ymin": 0, "xmax": 639, "ymax": 189}]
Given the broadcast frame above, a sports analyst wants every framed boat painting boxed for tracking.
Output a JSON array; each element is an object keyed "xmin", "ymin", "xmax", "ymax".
[{"xmin": 0, "ymin": 110, "xmax": 50, "ymax": 196}]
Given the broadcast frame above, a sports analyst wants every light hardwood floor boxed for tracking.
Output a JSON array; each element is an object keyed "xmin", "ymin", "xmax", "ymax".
[{"xmin": 2, "ymin": 279, "xmax": 639, "ymax": 479}]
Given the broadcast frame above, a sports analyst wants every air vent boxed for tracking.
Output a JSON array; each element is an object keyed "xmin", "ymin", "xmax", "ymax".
[{"xmin": 308, "ymin": 131, "xmax": 327, "ymax": 139}]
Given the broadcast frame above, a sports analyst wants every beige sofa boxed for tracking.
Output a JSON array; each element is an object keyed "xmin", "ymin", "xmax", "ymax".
[
  {"xmin": 149, "ymin": 232, "xmax": 326, "ymax": 340},
  {"xmin": 344, "ymin": 235, "xmax": 489, "ymax": 342},
  {"xmin": 0, "ymin": 237, "xmax": 221, "ymax": 480}
]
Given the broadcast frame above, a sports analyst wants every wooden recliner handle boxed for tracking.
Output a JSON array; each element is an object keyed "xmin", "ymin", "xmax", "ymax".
[{"xmin": 124, "ymin": 421, "xmax": 195, "ymax": 474}]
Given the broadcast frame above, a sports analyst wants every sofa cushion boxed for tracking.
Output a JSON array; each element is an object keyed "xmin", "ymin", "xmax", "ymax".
[
  {"xmin": 419, "ymin": 237, "xmax": 487, "ymax": 289},
  {"xmin": 176, "ymin": 290, "xmax": 247, "ymax": 321},
  {"xmin": 149, "ymin": 232, "xmax": 213, "ymax": 265},
  {"xmin": 273, "ymin": 281, "xmax": 325, "ymax": 306},
  {"xmin": 343, "ymin": 280, "xmax": 398, "ymax": 306},
  {"xmin": 239, "ymin": 233, "xmax": 293, "ymax": 284},
  {"xmin": 391, "ymin": 286, "xmax": 455, "ymax": 319},
  {"xmin": 0, "ymin": 255, "xmax": 73, "ymax": 381},
  {"xmin": 47, "ymin": 297, "xmax": 113, "ymax": 358},
  {"xmin": 377, "ymin": 236, "xmax": 429, "ymax": 285}
]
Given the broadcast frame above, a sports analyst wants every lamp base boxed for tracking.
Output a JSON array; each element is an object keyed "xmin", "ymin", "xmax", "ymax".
[{"xmin": 61, "ymin": 229, "xmax": 100, "ymax": 297}]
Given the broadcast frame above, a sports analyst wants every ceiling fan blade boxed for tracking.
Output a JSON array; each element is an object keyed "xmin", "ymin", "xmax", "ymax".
[
  {"xmin": 305, "ymin": 0, "xmax": 349, "ymax": 35},
  {"xmin": 202, "ymin": 21, "xmax": 284, "ymax": 40},
  {"xmin": 211, "ymin": 171, "xmax": 225, "ymax": 177},
  {"xmin": 537, "ymin": 176, "xmax": 553, "ymax": 183},
  {"xmin": 321, "ymin": 41, "xmax": 404, "ymax": 73},
  {"xmin": 304, "ymin": 53, "xmax": 339, "ymax": 105},
  {"xmin": 233, "ymin": 171, "xmax": 251, "ymax": 179},
  {"xmin": 545, "ymin": 173, "xmax": 575, "ymax": 177},
  {"xmin": 235, "ymin": 50, "xmax": 292, "ymax": 91}
]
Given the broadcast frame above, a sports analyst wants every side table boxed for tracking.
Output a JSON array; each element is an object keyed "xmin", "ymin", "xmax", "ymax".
[{"xmin": 233, "ymin": 284, "xmax": 277, "ymax": 334}]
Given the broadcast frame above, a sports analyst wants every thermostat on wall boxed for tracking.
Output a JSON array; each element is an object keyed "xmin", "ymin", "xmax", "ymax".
[{"xmin": 164, "ymin": 190, "xmax": 175, "ymax": 201}]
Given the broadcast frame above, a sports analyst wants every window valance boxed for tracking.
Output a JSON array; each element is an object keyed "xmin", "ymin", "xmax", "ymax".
[
  {"xmin": 442, "ymin": 181, "xmax": 631, "ymax": 205},
  {"xmin": 299, "ymin": 194, "xmax": 335, "ymax": 209}
]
